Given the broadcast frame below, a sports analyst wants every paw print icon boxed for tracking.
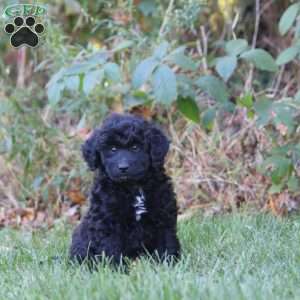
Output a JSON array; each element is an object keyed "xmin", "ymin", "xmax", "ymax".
[{"xmin": 4, "ymin": 16, "xmax": 45, "ymax": 48}]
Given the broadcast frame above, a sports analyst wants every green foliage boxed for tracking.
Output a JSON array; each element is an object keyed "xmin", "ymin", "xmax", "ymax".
[
  {"xmin": 196, "ymin": 75, "xmax": 229, "ymax": 104},
  {"xmin": 276, "ymin": 46, "xmax": 299, "ymax": 66},
  {"xmin": 44, "ymin": 4, "xmax": 291, "ymax": 132},
  {"xmin": 47, "ymin": 50, "xmax": 113, "ymax": 105},
  {"xmin": 261, "ymin": 143, "xmax": 300, "ymax": 194},
  {"xmin": 0, "ymin": 92, "xmax": 77, "ymax": 200},
  {"xmin": 152, "ymin": 64, "xmax": 177, "ymax": 104},
  {"xmin": 131, "ymin": 42, "xmax": 196, "ymax": 104},
  {"xmin": 256, "ymin": 2, "xmax": 300, "ymax": 194},
  {"xmin": 166, "ymin": 46, "xmax": 198, "ymax": 71},
  {"xmin": 177, "ymin": 96, "xmax": 200, "ymax": 123},
  {"xmin": 201, "ymin": 108, "xmax": 216, "ymax": 130},
  {"xmin": 279, "ymin": 2, "xmax": 300, "ymax": 35},
  {"xmin": 276, "ymin": 3, "xmax": 300, "ymax": 67},
  {"xmin": 215, "ymin": 55, "xmax": 237, "ymax": 82},
  {"xmin": 3, "ymin": 0, "xmax": 300, "ymax": 205},
  {"xmin": 240, "ymin": 49, "xmax": 278, "ymax": 72},
  {"xmin": 132, "ymin": 57, "xmax": 159, "ymax": 89},
  {"xmin": 225, "ymin": 39, "xmax": 249, "ymax": 56}
]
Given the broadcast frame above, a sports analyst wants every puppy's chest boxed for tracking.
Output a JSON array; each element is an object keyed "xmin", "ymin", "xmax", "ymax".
[
  {"xmin": 122, "ymin": 191, "xmax": 155, "ymax": 252},
  {"xmin": 132, "ymin": 188, "xmax": 148, "ymax": 222},
  {"xmin": 121, "ymin": 188, "xmax": 152, "ymax": 224}
]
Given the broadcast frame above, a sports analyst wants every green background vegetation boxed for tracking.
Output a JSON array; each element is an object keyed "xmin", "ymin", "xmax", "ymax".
[{"xmin": 1, "ymin": 0, "xmax": 300, "ymax": 219}]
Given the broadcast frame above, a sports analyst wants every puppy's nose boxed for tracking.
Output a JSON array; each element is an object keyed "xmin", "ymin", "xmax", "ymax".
[{"xmin": 118, "ymin": 162, "xmax": 129, "ymax": 172}]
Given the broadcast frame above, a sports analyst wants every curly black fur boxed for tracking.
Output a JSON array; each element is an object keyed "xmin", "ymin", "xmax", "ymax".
[{"xmin": 69, "ymin": 113, "xmax": 180, "ymax": 265}]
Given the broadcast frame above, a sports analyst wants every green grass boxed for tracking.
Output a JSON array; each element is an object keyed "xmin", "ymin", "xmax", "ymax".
[{"xmin": 1, "ymin": 214, "xmax": 300, "ymax": 300}]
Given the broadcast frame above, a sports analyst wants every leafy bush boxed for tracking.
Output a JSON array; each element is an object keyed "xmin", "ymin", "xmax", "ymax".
[{"xmin": 1, "ymin": 0, "xmax": 300, "ymax": 213}]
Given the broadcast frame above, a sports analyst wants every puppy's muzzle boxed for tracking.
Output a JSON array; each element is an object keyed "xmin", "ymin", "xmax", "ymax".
[{"xmin": 118, "ymin": 161, "xmax": 129, "ymax": 173}]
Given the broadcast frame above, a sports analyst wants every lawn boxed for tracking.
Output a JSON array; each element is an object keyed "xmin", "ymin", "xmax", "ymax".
[{"xmin": 1, "ymin": 214, "xmax": 300, "ymax": 300}]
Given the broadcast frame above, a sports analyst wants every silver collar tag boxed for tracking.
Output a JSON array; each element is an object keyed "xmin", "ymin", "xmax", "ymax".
[{"xmin": 133, "ymin": 188, "xmax": 147, "ymax": 221}]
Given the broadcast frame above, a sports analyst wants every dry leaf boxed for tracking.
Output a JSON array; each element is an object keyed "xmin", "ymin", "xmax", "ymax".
[
  {"xmin": 130, "ymin": 106, "xmax": 153, "ymax": 120},
  {"xmin": 268, "ymin": 191, "xmax": 299, "ymax": 217},
  {"xmin": 66, "ymin": 190, "xmax": 86, "ymax": 205}
]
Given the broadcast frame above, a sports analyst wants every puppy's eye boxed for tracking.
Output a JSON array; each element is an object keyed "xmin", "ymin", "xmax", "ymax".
[
  {"xmin": 131, "ymin": 144, "xmax": 139, "ymax": 151},
  {"xmin": 111, "ymin": 146, "xmax": 118, "ymax": 152}
]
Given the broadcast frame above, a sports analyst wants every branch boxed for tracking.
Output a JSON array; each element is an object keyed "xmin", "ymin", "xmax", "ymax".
[
  {"xmin": 244, "ymin": 0, "xmax": 261, "ymax": 93},
  {"xmin": 159, "ymin": 0, "xmax": 175, "ymax": 38}
]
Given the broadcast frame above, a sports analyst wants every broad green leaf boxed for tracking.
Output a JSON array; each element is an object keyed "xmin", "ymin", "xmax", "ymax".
[
  {"xmin": 237, "ymin": 94, "xmax": 253, "ymax": 109},
  {"xmin": 64, "ymin": 52, "xmax": 109, "ymax": 76},
  {"xmin": 287, "ymin": 176, "xmax": 299, "ymax": 192},
  {"xmin": 167, "ymin": 45, "xmax": 186, "ymax": 57},
  {"xmin": 177, "ymin": 96, "xmax": 200, "ymax": 123},
  {"xmin": 85, "ymin": 51, "xmax": 109, "ymax": 67},
  {"xmin": 176, "ymin": 74, "xmax": 194, "ymax": 87},
  {"xmin": 112, "ymin": 40, "xmax": 133, "ymax": 52},
  {"xmin": 264, "ymin": 155, "xmax": 292, "ymax": 185},
  {"xmin": 83, "ymin": 69, "xmax": 104, "ymax": 95},
  {"xmin": 268, "ymin": 183, "xmax": 284, "ymax": 194},
  {"xmin": 176, "ymin": 74, "xmax": 196, "ymax": 98},
  {"xmin": 47, "ymin": 68, "xmax": 65, "ymax": 87},
  {"xmin": 276, "ymin": 46, "xmax": 299, "ymax": 65},
  {"xmin": 47, "ymin": 82, "xmax": 64, "ymax": 106},
  {"xmin": 225, "ymin": 39, "xmax": 248, "ymax": 56},
  {"xmin": 153, "ymin": 41, "xmax": 169, "ymax": 60},
  {"xmin": 272, "ymin": 102, "xmax": 295, "ymax": 134},
  {"xmin": 0, "ymin": 100, "xmax": 13, "ymax": 114},
  {"xmin": 196, "ymin": 75, "xmax": 229, "ymax": 103},
  {"xmin": 64, "ymin": 62, "xmax": 93, "ymax": 75},
  {"xmin": 124, "ymin": 94, "xmax": 149, "ymax": 109},
  {"xmin": 215, "ymin": 55, "xmax": 237, "ymax": 82},
  {"xmin": 279, "ymin": 3, "xmax": 300, "ymax": 35},
  {"xmin": 104, "ymin": 63, "xmax": 121, "ymax": 82},
  {"xmin": 270, "ymin": 145, "xmax": 294, "ymax": 156},
  {"xmin": 167, "ymin": 52, "xmax": 198, "ymax": 71},
  {"xmin": 201, "ymin": 108, "xmax": 216, "ymax": 130},
  {"xmin": 241, "ymin": 49, "xmax": 278, "ymax": 72},
  {"xmin": 152, "ymin": 64, "xmax": 177, "ymax": 105},
  {"xmin": 271, "ymin": 160, "xmax": 292, "ymax": 185},
  {"xmin": 132, "ymin": 57, "xmax": 159, "ymax": 89},
  {"xmin": 64, "ymin": 75, "xmax": 80, "ymax": 91},
  {"xmin": 138, "ymin": 0, "xmax": 157, "ymax": 16},
  {"xmin": 254, "ymin": 98, "xmax": 272, "ymax": 127},
  {"xmin": 47, "ymin": 69, "xmax": 67, "ymax": 105},
  {"xmin": 221, "ymin": 101, "xmax": 235, "ymax": 113}
]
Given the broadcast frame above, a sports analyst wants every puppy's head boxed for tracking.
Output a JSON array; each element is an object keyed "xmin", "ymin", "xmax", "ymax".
[{"xmin": 82, "ymin": 113, "xmax": 169, "ymax": 182}]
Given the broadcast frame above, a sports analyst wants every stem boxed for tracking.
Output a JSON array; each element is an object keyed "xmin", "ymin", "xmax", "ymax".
[
  {"xmin": 244, "ymin": 0, "xmax": 260, "ymax": 93},
  {"xmin": 159, "ymin": 0, "xmax": 175, "ymax": 38}
]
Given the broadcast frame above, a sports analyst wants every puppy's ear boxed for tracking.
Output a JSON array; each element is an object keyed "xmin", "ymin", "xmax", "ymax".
[
  {"xmin": 81, "ymin": 129, "xmax": 102, "ymax": 171},
  {"xmin": 146, "ymin": 123, "xmax": 170, "ymax": 169}
]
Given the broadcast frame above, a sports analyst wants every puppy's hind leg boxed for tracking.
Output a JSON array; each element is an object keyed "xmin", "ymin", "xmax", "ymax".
[{"xmin": 153, "ymin": 228, "xmax": 181, "ymax": 264}]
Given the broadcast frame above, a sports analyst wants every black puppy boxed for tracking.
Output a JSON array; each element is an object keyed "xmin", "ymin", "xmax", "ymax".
[{"xmin": 69, "ymin": 113, "xmax": 180, "ymax": 265}]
